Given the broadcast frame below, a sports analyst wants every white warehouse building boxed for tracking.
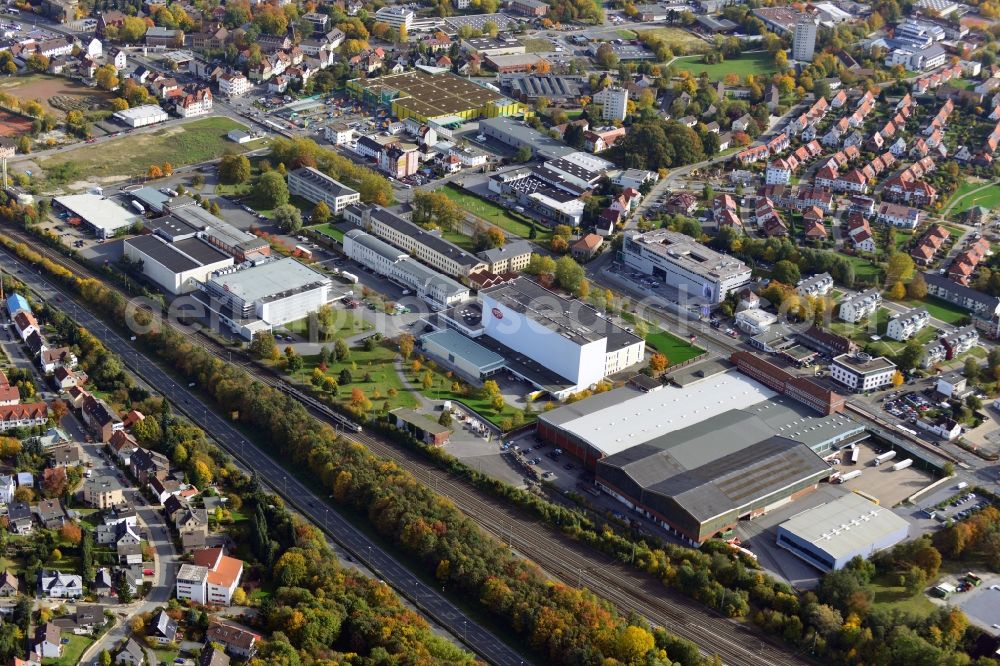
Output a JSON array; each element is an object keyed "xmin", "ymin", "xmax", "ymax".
[
  {"xmin": 123, "ymin": 234, "xmax": 233, "ymax": 294},
  {"xmin": 622, "ymin": 229, "xmax": 751, "ymax": 304},
  {"xmin": 343, "ymin": 229, "xmax": 469, "ymax": 308},
  {"xmin": 113, "ymin": 104, "xmax": 169, "ymax": 128},
  {"xmin": 480, "ymin": 277, "xmax": 645, "ymax": 392},
  {"xmin": 203, "ymin": 258, "xmax": 332, "ymax": 326},
  {"xmin": 287, "ymin": 167, "xmax": 360, "ymax": 213},
  {"xmin": 777, "ymin": 492, "xmax": 910, "ymax": 572}
]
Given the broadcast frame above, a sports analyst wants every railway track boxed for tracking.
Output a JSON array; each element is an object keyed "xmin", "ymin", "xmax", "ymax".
[{"xmin": 3, "ymin": 227, "xmax": 814, "ymax": 666}]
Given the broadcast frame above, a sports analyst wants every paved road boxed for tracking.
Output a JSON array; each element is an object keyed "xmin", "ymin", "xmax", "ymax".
[{"xmin": 0, "ymin": 254, "xmax": 529, "ymax": 666}]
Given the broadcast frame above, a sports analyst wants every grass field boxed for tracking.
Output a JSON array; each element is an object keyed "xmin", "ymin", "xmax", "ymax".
[
  {"xmin": 868, "ymin": 574, "xmax": 936, "ymax": 616},
  {"xmin": 672, "ymin": 51, "xmax": 777, "ymax": 80},
  {"xmin": 311, "ymin": 223, "xmax": 344, "ymax": 243},
  {"xmin": 620, "ymin": 312, "xmax": 704, "ymax": 363},
  {"xmin": 281, "ymin": 310, "xmax": 371, "ymax": 341},
  {"xmin": 441, "ymin": 185, "xmax": 548, "ymax": 240},
  {"xmin": 904, "ymin": 296, "xmax": 969, "ymax": 324},
  {"xmin": 524, "ymin": 38, "xmax": 553, "ymax": 53},
  {"xmin": 442, "ymin": 229, "xmax": 476, "ymax": 250},
  {"xmin": 43, "ymin": 635, "xmax": 94, "ymax": 666},
  {"xmin": 637, "ymin": 27, "xmax": 709, "ymax": 54},
  {"xmin": 40, "ymin": 117, "xmax": 256, "ymax": 183},
  {"xmin": 946, "ymin": 181, "xmax": 1000, "ymax": 215},
  {"xmin": 616, "ymin": 29, "xmax": 638, "ymax": 39},
  {"xmin": 842, "ymin": 253, "xmax": 884, "ymax": 283}
]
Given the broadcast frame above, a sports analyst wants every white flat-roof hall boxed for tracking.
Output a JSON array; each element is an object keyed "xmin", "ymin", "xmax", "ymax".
[{"xmin": 204, "ymin": 258, "xmax": 332, "ymax": 326}]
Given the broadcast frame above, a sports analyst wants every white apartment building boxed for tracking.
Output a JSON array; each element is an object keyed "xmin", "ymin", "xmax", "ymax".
[
  {"xmin": 793, "ymin": 16, "xmax": 818, "ymax": 62},
  {"xmin": 176, "ymin": 547, "xmax": 243, "ymax": 606},
  {"xmin": 831, "ymin": 353, "xmax": 896, "ymax": 392},
  {"xmin": 218, "ymin": 73, "xmax": 251, "ymax": 98},
  {"xmin": 796, "ymin": 273, "xmax": 834, "ymax": 298},
  {"xmin": 838, "ymin": 288, "xmax": 882, "ymax": 323},
  {"xmin": 595, "ymin": 86, "xmax": 628, "ymax": 122},
  {"xmin": 287, "ymin": 167, "xmax": 360, "ymax": 213},
  {"xmin": 885, "ymin": 308, "xmax": 929, "ymax": 341},
  {"xmin": 765, "ymin": 160, "xmax": 792, "ymax": 185},
  {"xmin": 374, "ymin": 6, "xmax": 414, "ymax": 29}
]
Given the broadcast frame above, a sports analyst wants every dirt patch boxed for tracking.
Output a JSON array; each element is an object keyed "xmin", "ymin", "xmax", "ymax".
[
  {"xmin": 0, "ymin": 110, "xmax": 31, "ymax": 137},
  {"xmin": 0, "ymin": 75, "xmax": 112, "ymax": 116}
]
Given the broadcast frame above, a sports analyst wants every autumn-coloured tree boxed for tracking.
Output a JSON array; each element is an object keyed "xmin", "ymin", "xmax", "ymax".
[
  {"xmin": 148, "ymin": 165, "xmax": 163, "ymax": 179},
  {"xmin": 60, "ymin": 522, "xmax": 82, "ymax": 545},
  {"xmin": 648, "ymin": 353, "xmax": 669, "ymax": 375}
]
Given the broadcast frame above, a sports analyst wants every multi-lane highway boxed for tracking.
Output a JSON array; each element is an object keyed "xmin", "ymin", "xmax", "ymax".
[
  {"xmin": 0, "ymin": 250, "xmax": 529, "ymax": 666},
  {"xmin": 0, "ymin": 223, "xmax": 817, "ymax": 666}
]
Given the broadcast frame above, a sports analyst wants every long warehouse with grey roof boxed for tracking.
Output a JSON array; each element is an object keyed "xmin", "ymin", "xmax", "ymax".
[{"xmin": 538, "ymin": 362, "xmax": 865, "ymax": 543}]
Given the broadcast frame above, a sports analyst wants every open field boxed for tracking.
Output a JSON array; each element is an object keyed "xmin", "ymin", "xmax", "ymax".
[
  {"xmin": 0, "ymin": 74, "xmax": 113, "ymax": 115},
  {"xmin": 868, "ymin": 573, "xmax": 937, "ymax": 616},
  {"xmin": 671, "ymin": 51, "xmax": 777, "ymax": 80},
  {"xmin": 441, "ymin": 184, "xmax": 549, "ymax": 240},
  {"xmin": 904, "ymin": 296, "xmax": 969, "ymax": 324},
  {"xmin": 0, "ymin": 109, "xmax": 31, "ymax": 137},
  {"xmin": 946, "ymin": 181, "xmax": 1000, "ymax": 215},
  {"xmin": 523, "ymin": 38, "xmax": 553, "ymax": 53},
  {"xmin": 646, "ymin": 328, "xmax": 703, "ymax": 363},
  {"xmin": 39, "ymin": 117, "xmax": 254, "ymax": 182},
  {"xmin": 637, "ymin": 27, "xmax": 709, "ymax": 54}
]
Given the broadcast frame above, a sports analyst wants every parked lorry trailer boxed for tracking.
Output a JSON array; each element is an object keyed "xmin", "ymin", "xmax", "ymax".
[
  {"xmin": 340, "ymin": 271, "xmax": 359, "ymax": 284},
  {"xmin": 873, "ymin": 450, "xmax": 897, "ymax": 466},
  {"xmin": 836, "ymin": 470, "xmax": 863, "ymax": 483},
  {"xmin": 850, "ymin": 447, "xmax": 861, "ymax": 464},
  {"xmin": 892, "ymin": 458, "xmax": 914, "ymax": 471}
]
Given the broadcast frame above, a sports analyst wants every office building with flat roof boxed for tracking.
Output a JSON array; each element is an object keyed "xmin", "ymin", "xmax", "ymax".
[
  {"xmin": 777, "ymin": 493, "xmax": 910, "ymax": 571},
  {"xmin": 344, "ymin": 204, "xmax": 486, "ymax": 277},
  {"xmin": 342, "ymin": 229, "xmax": 469, "ymax": 308},
  {"xmin": 287, "ymin": 167, "xmax": 360, "ymax": 213},
  {"xmin": 831, "ymin": 352, "xmax": 896, "ymax": 392},
  {"xmin": 623, "ymin": 229, "xmax": 751, "ymax": 303},
  {"xmin": 203, "ymin": 258, "xmax": 332, "ymax": 326},
  {"xmin": 170, "ymin": 206, "xmax": 269, "ymax": 261},
  {"xmin": 124, "ymin": 234, "xmax": 233, "ymax": 295},
  {"xmin": 480, "ymin": 277, "xmax": 645, "ymax": 393}
]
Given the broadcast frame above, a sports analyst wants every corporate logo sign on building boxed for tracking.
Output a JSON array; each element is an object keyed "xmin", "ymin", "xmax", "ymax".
[{"xmin": 491, "ymin": 307, "xmax": 503, "ymax": 320}]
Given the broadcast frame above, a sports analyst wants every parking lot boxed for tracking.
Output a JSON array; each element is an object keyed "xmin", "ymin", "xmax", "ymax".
[
  {"xmin": 830, "ymin": 441, "xmax": 936, "ymax": 508},
  {"xmin": 934, "ymin": 571, "xmax": 1000, "ymax": 634}
]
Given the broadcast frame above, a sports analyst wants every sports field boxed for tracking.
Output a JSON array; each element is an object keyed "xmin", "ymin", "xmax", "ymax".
[
  {"xmin": 671, "ymin": 52, "xmax": 778, "ymax": 81},
  {"xmin": 0, "ymin": 109, "xmax": 31, "ymax": 137}
]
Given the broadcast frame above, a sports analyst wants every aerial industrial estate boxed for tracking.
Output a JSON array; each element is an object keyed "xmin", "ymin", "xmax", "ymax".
[{"xmin": 2, "ymin": 0, "xmax": 1000, "ymax": 664}]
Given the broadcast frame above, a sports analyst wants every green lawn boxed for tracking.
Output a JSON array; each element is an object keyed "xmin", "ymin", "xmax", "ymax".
[
  {"xmin": 441, "ymin": 185, "xmax": 549, "ymax": 241},
  {"xmin": 904, "ymin": 296, "xmax": 969, "ymax": 324},
  {"xmin": 403, "ymin": 365, "xmax": 532, "ymax": 428},
  {"xmin": 645, "ymin": 328, "xmax": 704, "ymax": 364},
  {"xmin": 672, "ymin": 52, "xmax": 778, "ymax": 81},
  {"xmin": 441, "ymin": 229, "xmax": 477, "ymax": 251},
  {"xmin": 946, "ymin": 181, "xmax": 1000, "ymax": 215},
  {"xmin": 637, "ymin": 27, "xmax": 709, "ymax": 54},
  {"xmin": 291, "ymin": 341, "xmax": 419, "ymax": 412},
  {"xmin": 619, "ymin": 312, "xmax": 704, "ymax": 363},
  {"xmin": 40, "ymin": 117, "xmax": 258, "ymax": 182},
  {"xmin": 281, "ymin": 310, "xmax": 371, "ymax": 341},
  {"xmin": 868, "ymin": 574, "xmax": 936, "ymax": 616},
  {"xmin": 311, "ymin": 223, "xmax": 345, "ymax": 244},
  {"xmin": 842, "ymin": 253, "xmax": 883, "ymax": 282},
  {"xmin": 43, "ymin": 634, "xmax": 94, "ymax": 666}
]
